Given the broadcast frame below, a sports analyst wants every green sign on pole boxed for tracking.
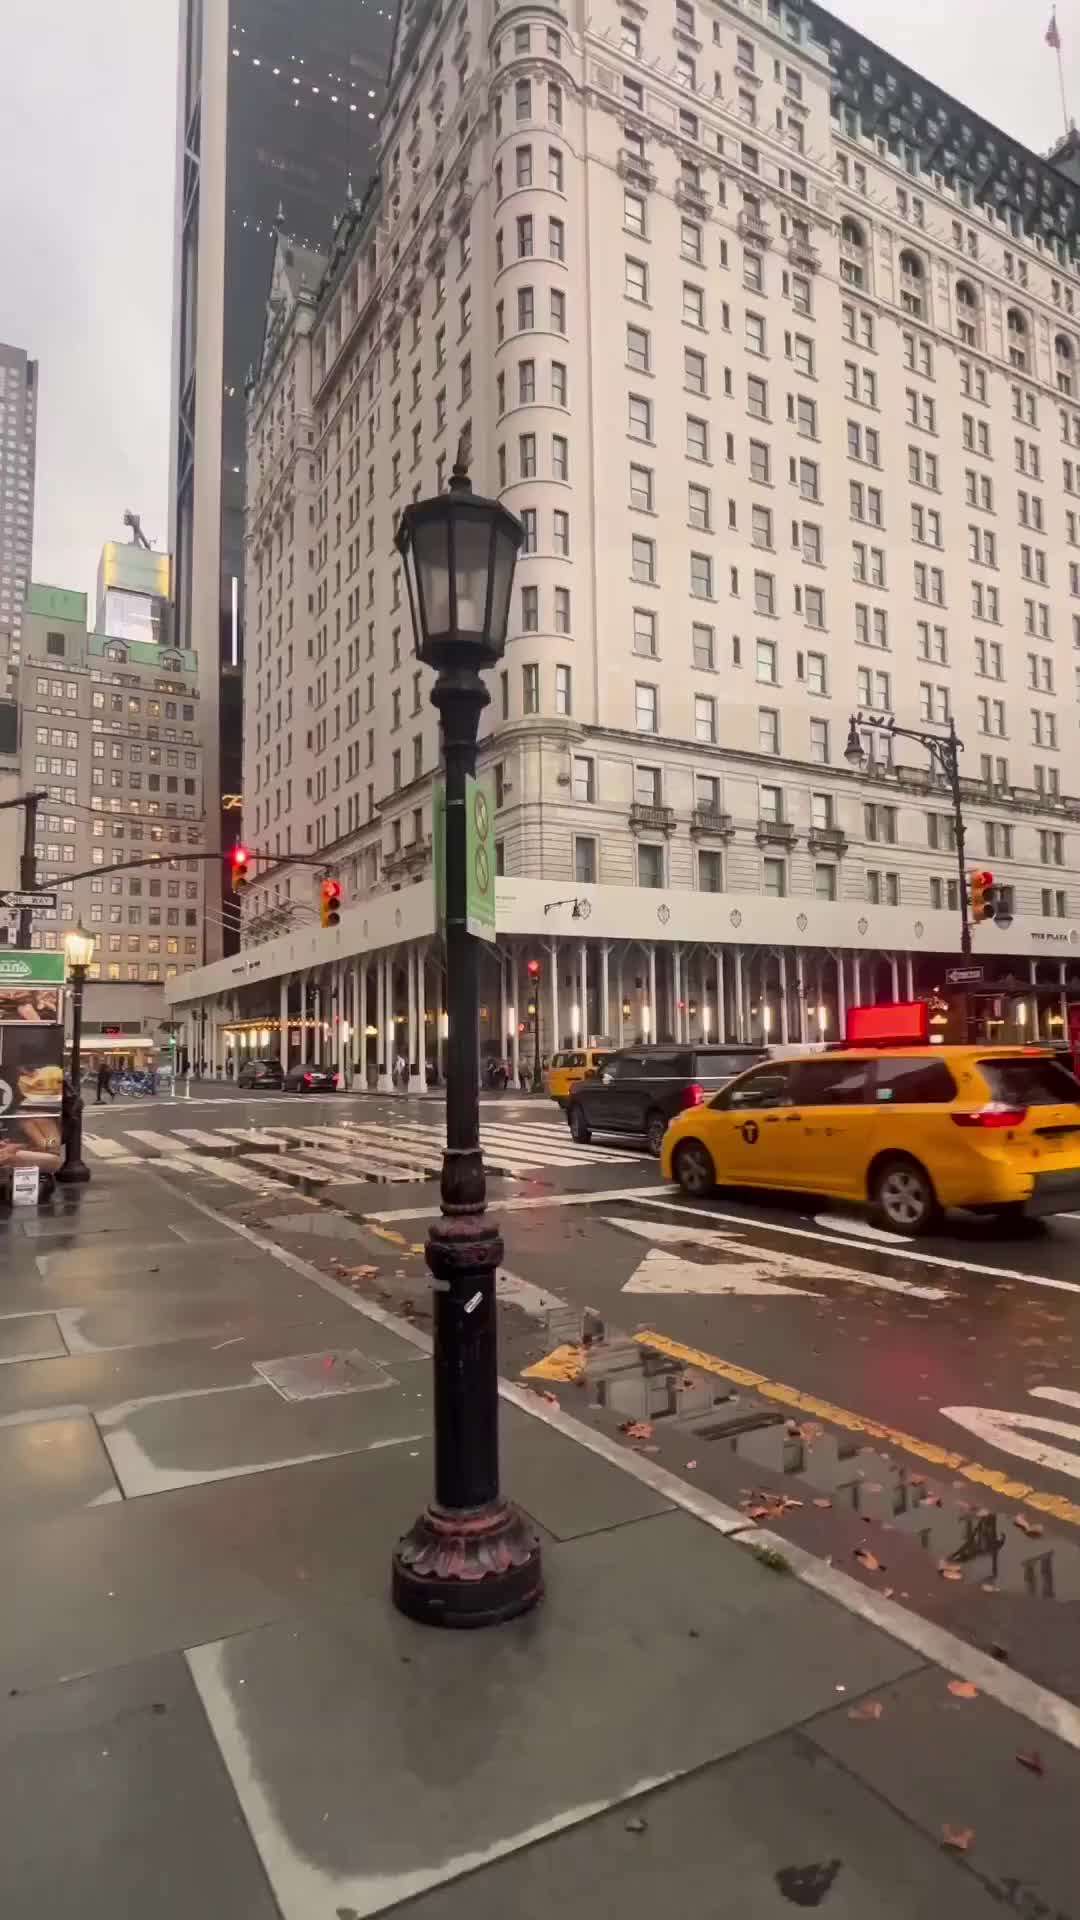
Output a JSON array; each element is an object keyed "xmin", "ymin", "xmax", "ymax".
[
  {"xmin": 0, "ymin": 952, "xmax": 66, "ymax": 985},
  {"xmin": 466, "ymin": 775, "xmax": 495, "ymax": 942},
  {"xmin": 432, "ymin": 778, "xmax": 495, "ymax": 943}
]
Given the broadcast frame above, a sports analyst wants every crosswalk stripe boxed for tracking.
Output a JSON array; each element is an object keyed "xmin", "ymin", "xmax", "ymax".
[
  {"xmin": 342, "ymin": 1125, "xmax": 543, "ymax": 1175},
  {"xmin": 172, "ymin": 1128, "xmax": 241, "ymax": 1154},
  {"xmin": 257, "ymin": 1128, "xmax": 432, "ymax": 1183},
  {"xmin": 215, "ymin": 1128, "xmax": 290, "ymax": 1152},
  {"xmin": 342, "ymin": 1119, "xmax": 629, "ymax": 1171},
  {"xmin": 83, "ymin": 1134, "xmax": 138, "ymax": 1160}
]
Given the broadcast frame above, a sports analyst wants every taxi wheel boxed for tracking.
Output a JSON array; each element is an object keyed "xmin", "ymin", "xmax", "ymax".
[
  {"xmin": 673, "ymin": 1140, "xmax": 716, "ymax": 1197},
  {"xmin": 645, "ymin": 1110, "xmax": 668, "ymax": 1158},
  {"xmin": 870, "ymin": 1156, "xmax": 941, "ymax": 1235},
  {"xmin": 569, "ymin": 1105, "xmax": 592, "ymax": 1144}
]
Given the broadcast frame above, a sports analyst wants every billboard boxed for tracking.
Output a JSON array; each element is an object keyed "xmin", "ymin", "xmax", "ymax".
[{"xmin": 0, "ymin": 951, "xmax": 64, "ymax": 1179}]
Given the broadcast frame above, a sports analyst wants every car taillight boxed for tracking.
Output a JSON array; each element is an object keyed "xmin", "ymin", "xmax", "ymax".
[
  {"xmin": 952, "ymin": 1105, "xmax": 1028, "ymax": 1130},
  {"xmin": 681, "ymin": 1083, "xmax": 705, "ymax": 1109},
  {"xmin": 304, "ymin": 1073, "xmax": 313, "ymax": 1085}
]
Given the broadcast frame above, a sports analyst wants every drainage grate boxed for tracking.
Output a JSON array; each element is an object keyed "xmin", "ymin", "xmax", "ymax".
[{"xmin": 253, "ymin": 1350, "xmax": 396, "ymax": 1401}]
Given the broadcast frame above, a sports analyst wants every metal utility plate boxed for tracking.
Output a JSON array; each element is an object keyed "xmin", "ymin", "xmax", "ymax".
[{"xmin": 252, "ymin": 1349, "xmax": 395, "ymax": 1402}]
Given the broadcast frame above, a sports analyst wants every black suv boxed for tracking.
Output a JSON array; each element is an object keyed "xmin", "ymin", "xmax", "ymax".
[
  {"xmin": 236, "ymin": 1058, "xmax": 285, "ymax": 1091},
  {"xmin": 567, "ymin": 1045, "xmax": 766, "ymax": 1156}
]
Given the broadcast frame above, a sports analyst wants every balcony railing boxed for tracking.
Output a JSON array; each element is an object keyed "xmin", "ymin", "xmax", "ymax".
[
  {"xmin": 690, "ymin": 807, "xmax": 734, "ymax": 839},
  {"xmin": 787, "ymin": 237, "xmax": 820, "ymax": 272},
  {"xmin": 737, "ymin": 210, "xmax": 772, "ymax": 246},
  {"xmin": 629, "ymin": 802, "xmax": 675, "ymax": 833},
  {"xmin": 807, "ymin": 825, "xmax": 848, "ymax": 855},
  {"xmin": 756, "ymin": 818, "xmax": 797, "ymax": 846}
]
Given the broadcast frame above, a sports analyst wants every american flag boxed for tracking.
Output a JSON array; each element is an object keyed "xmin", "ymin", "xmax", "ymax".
[{"xmin": 1047, "ymin": 11, "xmax": 1062, "ymax": 50}]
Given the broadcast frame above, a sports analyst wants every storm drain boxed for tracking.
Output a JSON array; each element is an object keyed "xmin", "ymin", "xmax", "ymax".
[{"xmin": 253, "ymin": 1350, "xmax": 396, "ymax": 1401}]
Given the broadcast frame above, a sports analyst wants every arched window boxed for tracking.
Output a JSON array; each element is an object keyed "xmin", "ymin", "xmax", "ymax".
[
  {"xmin": 1007, "ymin": 306, "xmax": 1029, "ymax": 369},
  {"xmin": 1055, "ymin": 332, "xmax": 1075, "ymax": 395},
  {"xmin": 106, "ymin": 645, "xmax": 127, "ymax": 664},
  {"xmin": 161, "ymin": 653, "xmax": 182, "ymax": 671},
  {"xmin": 898, "ymin": 249, "xmax": 924, "ymax": 318},
  {"xmin": 956, "ymin": 278, "xmax": 979, "ymax": 345},
  {"xmin": 840, "ymin": 218, "xmax": 866, "ymax": 288}
]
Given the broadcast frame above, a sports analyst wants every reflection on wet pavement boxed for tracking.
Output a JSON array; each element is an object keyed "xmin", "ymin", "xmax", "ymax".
[{"xmin": 577, "ymin": 1339, "xmax": 1080, "ymax": 1604}]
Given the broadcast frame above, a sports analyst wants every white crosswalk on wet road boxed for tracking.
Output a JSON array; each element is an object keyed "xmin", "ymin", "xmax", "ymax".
[{"xmin": 81, "ymin": 1115, "xmax": 646, "ymax": 1189}]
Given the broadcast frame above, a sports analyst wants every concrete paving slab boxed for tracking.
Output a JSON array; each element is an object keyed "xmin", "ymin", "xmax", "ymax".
[
  {"xmin": 0, "ymin": 1439, "xmax": 435, "ymax": 1692},
  {"xmin": 42, "ymin": 1265, "xmax": 351, "ymax": 1352},
  {"xmin": 0, "ymin": 1314, "xmax": 65, "ymax": 1364},
  {"xmin": 0, "ymin": 1417, "xmax": 120, "ymax": 1523},
  {"xmin": 808, "ymin": 1663, "xmax": 1080, "ymax": 1917},
  {"xmin": 501, "ymin": 1399, "xmax": 673, "ymax": 1539},
  {"xmin": 186, "ymin": 1509, "xmax": 922, "ymax": 1920},
  {"xmin": 394, "ymin": 1731, "xmax": 1004, "ymax": 1919},
  {"xmin": 0, "ymin": 1653, "xmax": 279, "ymax": 1920},
  {"xmin": 98, "ymin": 1366, "xmax": 429, "ymax": 1497},
  {"xmin": 0, "ymin": 1315, "xmax": 426, "ymax": 1421}
]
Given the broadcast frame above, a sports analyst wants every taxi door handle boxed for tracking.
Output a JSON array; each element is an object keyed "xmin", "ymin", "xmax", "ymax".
[{"xmin": 783, "ymin": 1113, "xmax": 803, "ymax": 1123}]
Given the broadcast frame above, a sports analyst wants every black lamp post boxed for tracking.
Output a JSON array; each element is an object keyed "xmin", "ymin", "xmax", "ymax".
[
  {"xmin": 845, "ymin": 712, "xmax": 973, "ymax": 958},
  {"xmin": 391, "ymin": 445, "xmax": 542, "ymax": 1627},
  {"xmin": 58, "ymin": 924, "xmax": 94, "ymax": 1185}
]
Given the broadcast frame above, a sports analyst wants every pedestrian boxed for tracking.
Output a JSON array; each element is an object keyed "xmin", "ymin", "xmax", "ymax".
[{"xmin": 96, "ymin": 1061, "xmax": 115, "ymax": 1104}]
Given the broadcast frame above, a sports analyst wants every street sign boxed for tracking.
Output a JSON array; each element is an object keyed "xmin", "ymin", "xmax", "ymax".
[
  {"xmin": 0, "ymin": 890, "xmax": 56, "ymax": 911},
  {"xmin": 946, "ymin": 966, "xmax": 984, "ymax": 986}
]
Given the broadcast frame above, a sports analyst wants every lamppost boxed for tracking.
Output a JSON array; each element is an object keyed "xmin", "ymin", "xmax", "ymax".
[
  {"xmin": 845, "ymin": 713, "xmax": 972, "ymax": 958},
  {"xmin": 392, "ymin": 447, "xmax": 542, "ymax": 1627},
  {"xmin": 58, "ymin": 924, "xmax": 95, "ymax": 1185}
]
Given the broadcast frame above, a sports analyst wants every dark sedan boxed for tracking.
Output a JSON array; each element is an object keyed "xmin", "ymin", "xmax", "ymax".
[
  {"xmin": 236, "ymin": 1058, "xmax": 285, "ymax": 1091},
  {"xmin": 284, "ymin": 1063, "xmax": 339, "ymax": 1093}
]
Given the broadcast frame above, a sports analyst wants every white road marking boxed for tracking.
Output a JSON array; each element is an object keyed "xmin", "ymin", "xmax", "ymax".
[
  {"xmin": 609, "ymin": 1213, "xmax": 954, "ymax": 1302},
  {"xmin": 496, "ymin": 1270, "xmax": 566, "ymax": 1317},
  {"xmin": 81, "ymin": 1135, "xmax": 140, "ymax": 1162},
  {"xmin": 942, "ymin": 1390, "xmax": 1080, "ymax": 1482},
  {"xmin": 813, "ymin": 1213, "xmax": 912, "ymax": 1247},
  {"xmin": 606, "ymin": 1218, "xmax": 819, "ymax": 1297},
  {"xmin": 362, "ymin": 1185, "xmax": 666, "ymax": 1222},
  {"xmin": 623, "ymin": 1194, "xmax": 1080, "ymax": 1299}
]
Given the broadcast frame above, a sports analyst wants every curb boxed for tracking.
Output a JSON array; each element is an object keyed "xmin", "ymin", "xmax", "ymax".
[{"xmin": 173, "ymin": 1180, "xmax": 1080, "ymax": 1757}]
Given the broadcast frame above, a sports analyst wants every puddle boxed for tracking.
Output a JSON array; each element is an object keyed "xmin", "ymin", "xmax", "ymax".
[{"xmin": 576, "ymin": 1339, "xmax": 1080, "ymax": 1602}]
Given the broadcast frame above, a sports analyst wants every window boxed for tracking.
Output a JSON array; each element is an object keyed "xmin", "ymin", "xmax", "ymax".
[
  {"xmin": 857, "ymin": 667, "xmax": 892, "ymax": 713},
  {"xmin": 763, "ymin": 856, "xmax": 786, "ymax": 897},
  {"xmin": 810, "ymin": 718, "xmax": 829, "ymax": 764},
  {"xmin": 633, "ymin": 608, "xmax": 657, "ymax": 656},
  {"xmin": 519, "ymin": 432, "xmax": 537, "ymax": 478},
  {"xmin": 638, "ymin": 843, "xmax": 664, "ymax": 888},
  {"xmin": 854, "ymin": 604, "xmax": 889, "ymax": 649},
  {"xmin": 805, "ymin": 651, "xmax": 827, "ymax": 695},
  {"xmin": 752, "ymin": 505, "xmax": 773, "ymax": 549},
  {"xmin": 686, "ymin": 415, "xmax": 708, "ymax": 461},
  {"xmin": 919, "ymin": 681, "xmax": 951, "ymax": 724},
  {"xmin": 573, "ymin": 755, "xmax": 595, "ymax": 802},
  {"xmin": 688, "ymin": 483, "xmax": 711, "ymax": 530},
  {"xmin": 756, "ymin": 638, "xmax": 778, "ymax": 684},
  {"xmin": 575, "ymin": 837, "xmax": 597, "ymax": 885},
  {"xmin": 682, "ymin": 219, "xmax": 703, "ymax": 265},
  {"xmin": 627, "ymin": 324, "xmax": 650, "ymax": 372},
  {"xmin": 555, "ymin": 665, "xmax": 572, "ymax": 716},
  {"xmin": 698, "ymin": 849, "xmax": 723, "ymax": 893},
  {"xmin": 629, "ymin": 393, "xmax": 652, "ymax": 440},
  {"xmin": 745, "ymin": 312, "xmax": 766, "ymax": 355},
  {"xmin": 624, "ymin": 190, "xmax": 646, "ymax": 237},
  {"xmin": 690, "ymin": 552, "xmax": 713, "ymax": 599},
  {"xmin": 691, "ymin": 623, "xmax": 715, "ymax": 670},
  {"xmin": 629, "ymin": 463, "xmax": 654, "ymax": 510},
  {"xmin": 522, "ymin": 663, "xmax": 540, "ymax": 713},
  {"xmin": 632, "ymin": 536, "xmax": 656, "ymax": 583},
  {"xmin": 550, "ymin": 289, "xmax": 566, "ymax": 333},
  {"xmin": 552, "ymin": 361, "xmax": 568, "ymax": 406},
  {"xmin": 747, "ymin": 375, "xmax": 768, "ymax": 420},
  {"xmin": 517, "ymin": 286, "xmax": 534, "ymax": 330},
  {"xmin": 814, "ymin": 864, "xmax": 837, "ymax": 901},
  {"xmin": 635, "ymin": 683, "xmax": 658, "ymax": 732},
  {"xmin": 758, "ymin": 708, "xmax": 779, "ymax": 755},
  {"xmin": 553, "ymin": 509, "xmax": 570, "ymax": 556},
  {"xmin": 521, "ymin": 585, "xmax": 539, "ymax": 631},
  {"xmin": 625, "ymin": 256, "xmax": 648, "ymax": 303},
  {"xmin": 684, "ymin": 347, "xmax": 707, "ymax": 395},
  {"xmin": 694, "ymin": 694, "xmax": 717, "ymax": 743},
  {"xmin": 683, "ymin": 283, "xmax": 705, "ymax": 328},
  {"xmin": 749, "ymin": 440, "xmax": 770, "ymax": 484},
  {"xmin": 554, "ymin": 587, "xmax": 571, "ymax": 633},
  {"xmin": 552, "ymin": 434, "xmax": 569, "ymax": 480}
]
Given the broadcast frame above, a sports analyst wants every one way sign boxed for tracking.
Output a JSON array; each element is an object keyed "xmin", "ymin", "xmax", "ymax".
[{"xmin": 0, "ymin": 890, "xmax": 57, "ymax": 911}]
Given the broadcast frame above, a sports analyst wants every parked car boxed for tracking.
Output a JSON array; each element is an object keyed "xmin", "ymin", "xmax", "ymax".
[
  {"xmin": 236, "ymin": 1058, "xmax": 285, "ymax": 1091},
  {"xmin": 566, "ymin": 1045, "xmax": 767, "ymax": 1156},
  {"xmin": 662, "ymin": 1044, "xmax": 1080, "ymax": 1233},
  {"xmin": 546, "ymin": 1047, "xmax": 615, "ymax": 1109},
  {"xmin": 284, "ymin": 1063, "xmax": 340, "ymax": 1093}
]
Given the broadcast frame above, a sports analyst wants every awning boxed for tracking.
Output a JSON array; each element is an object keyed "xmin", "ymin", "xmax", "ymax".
[{"xmin": 77, "ymin": 1036, "xmax": 157, "ymax": 1052}]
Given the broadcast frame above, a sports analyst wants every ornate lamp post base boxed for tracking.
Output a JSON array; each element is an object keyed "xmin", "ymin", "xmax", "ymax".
[
  {"xmin": 56, "ymin": 1158, "xmax": 91, "ymax": 1186},
  {"xmin": 392, "ymin": 1504, "xmax": 543, "ymax": 1628}
]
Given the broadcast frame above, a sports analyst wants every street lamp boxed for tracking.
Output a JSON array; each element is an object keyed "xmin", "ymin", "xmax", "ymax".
[
  {"xmin": 392, "ymin": 445, "xmax": 541, "ymax": 1627},
  {"xmin": 845, "ymin": 713, "xmax": 973, "ymax": 957},
  {"xmin": 58, "ymin": 924, "xmax": 95, "ymax": 1185}
]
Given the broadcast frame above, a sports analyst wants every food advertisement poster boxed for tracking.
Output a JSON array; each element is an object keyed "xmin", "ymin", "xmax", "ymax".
[{"xmin": 0, "ymin": 951, "xmax": 64, "ymax": 1172}]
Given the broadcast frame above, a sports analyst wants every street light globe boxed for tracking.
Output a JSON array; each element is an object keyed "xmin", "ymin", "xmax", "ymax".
[
  {"xmin": 394, "ymin": 443, "xmax": 523, "ymax": 671},
  {"xmin": 844, "ymin": 717, "xmax": 866, "ymax": 768},
  {"xmin": 63, "ymin": 925, "xmax": 95, "ymax": 974}
]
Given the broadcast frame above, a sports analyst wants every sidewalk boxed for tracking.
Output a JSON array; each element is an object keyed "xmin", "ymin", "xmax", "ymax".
[{"xmin": 2, "ymin": 1164, "xmax": 1078, "ymax": 1918}]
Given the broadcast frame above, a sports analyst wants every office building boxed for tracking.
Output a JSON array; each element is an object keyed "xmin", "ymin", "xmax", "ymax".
[
  {"xmin": 168, "ymin": 0, "xmax": 1080, "ymax": 1079},
  {"xmin": 0, "ymin": 342, "xmax": 38, "ymax": 685},
  {"xmin": 169, "ymin": 0, "xmax": 393, "ymax": 956},
  {"xmin": 8, "ymin": 583, "xmax": 206, "ymax": 983}
]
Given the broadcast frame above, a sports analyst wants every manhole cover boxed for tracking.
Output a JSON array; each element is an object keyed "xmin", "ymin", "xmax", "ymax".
[{"xmin": 254, "ymin": 1350, "xmax": 395, "ymax": 1401}]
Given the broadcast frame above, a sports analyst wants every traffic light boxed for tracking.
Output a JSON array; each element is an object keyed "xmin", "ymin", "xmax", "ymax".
[
  {"xmin": 231, "ymin": 845, "xmax": 250, "ymax": 892},
  {"xmin": 527, "ymin": 959, "xmax": 540, "ymax": 981},
  {"xmin": 321, "ymin": 877, "xmax": 342, "ymax": 928},
  {"xmin": 969, "ymin": 870, "xmax": 994, "ymax": 922}
]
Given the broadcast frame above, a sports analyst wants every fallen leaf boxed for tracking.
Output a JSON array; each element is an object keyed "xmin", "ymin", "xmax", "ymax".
[
  {"xmin": 941, "ymin": 1827, "xmax": 974, "ymax": 1852},
  {"xmin": 939, "ymin": 1565, "xmax": 965, "ymax": 1583},
  {"xmin": 624, "ymin": 1817, "xmax": 647, "ymax": 1834},
  {"xmin": 947, "ymin": 1680, "xmax": 979, "ymax": 1700},
  {"xmin": 847, "ymin": 1699, "xmax": 884, "ymax": 1722},
  {"xmin": 1016, "ymin": 1750, "xmax": 1045, "ymax": 1776},
  {"xmin": 620, "ymin": 1420, "xmax": 653, "ymax": 1441},
  {"xmin": 685, "ymin": 1459, "xmax": 698, "ymax": 1470},
  {"xmin": 813, "ymin": 1497, "xmax": 833, "ymax": 1510},
  {"xmin": 854, "ymin": 1548, "xmax": 883, "ymax": 1573},
  {"xmin": 882, "ymin": 1588, "xmax": 895, "ymax": 1600},
  {"xmin": 1014, "ymin": 1513, "xmax": 1044, "ymax": 1538}
]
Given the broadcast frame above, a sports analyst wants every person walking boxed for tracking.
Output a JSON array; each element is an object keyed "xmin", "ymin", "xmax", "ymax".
[{"xmin": 96, "ymin": 1061, "xmax": 115, "ymax": 1104}]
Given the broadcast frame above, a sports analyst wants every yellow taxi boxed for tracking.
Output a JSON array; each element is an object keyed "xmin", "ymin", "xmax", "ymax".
[
  {"xmin": 546, "ymin": 1047, "xmax": 614, "ymax": 1108},
  {"xmin": 660, "ymin": 1044, "xmax": 1080, "ymax": 1233}
]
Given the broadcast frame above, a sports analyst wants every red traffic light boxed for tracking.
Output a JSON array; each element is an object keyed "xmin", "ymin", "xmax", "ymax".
[
  {"xmin": 321, "ymin": 876, "xmax": 343, "ymax": 928},
  {"xmin": 527, "ymin": 959, "xmax": 541, "ymax": 978},
  {"xmin": 231, "ymin": 845, "xmax": 250, "ymax": 891}
]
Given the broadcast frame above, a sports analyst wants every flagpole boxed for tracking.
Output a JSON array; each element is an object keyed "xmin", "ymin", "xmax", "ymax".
[{"xmin": 1051, "ymin": 9, "xmax": 1071, "ymax": 135}]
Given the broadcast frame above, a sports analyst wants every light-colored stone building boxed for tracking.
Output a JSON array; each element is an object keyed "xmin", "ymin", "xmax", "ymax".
[{"xmin": 169, "ymin": 0, "xmax": 1080, "ymax": 1077}]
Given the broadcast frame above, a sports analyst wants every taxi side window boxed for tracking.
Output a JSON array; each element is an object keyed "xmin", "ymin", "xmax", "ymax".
[
  {"xmin": 872, "ymin": 1058, "xmax": 957, "ymax": 1104},
  {"xmin": 719, "ymin": 1066, "xmax": 794, "ymax": 1111},
  {"xmin": 552, "ymin": 1053, "xmax": 569, "ymax": 1069},
  {"xmin": 791, "ymin": 1060, "xmax": 870, "ymax": 1107}
]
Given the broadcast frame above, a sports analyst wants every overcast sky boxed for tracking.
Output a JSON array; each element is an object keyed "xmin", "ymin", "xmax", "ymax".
[{"xmin": 0, "ymin": 0, "xmax": 1074, "ymax": 610}]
